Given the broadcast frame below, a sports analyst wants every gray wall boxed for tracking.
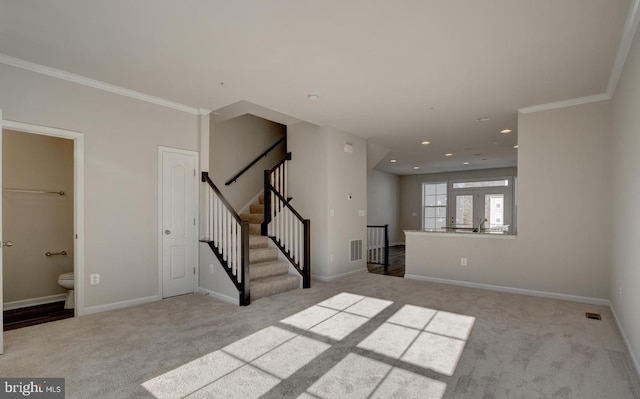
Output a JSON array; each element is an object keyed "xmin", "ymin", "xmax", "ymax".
[
  {"xmin": 405, "ymin": 101, "xmax": 611, "ymax": 300},
  {"xmin": 399, "ymin": 167, "xmax": 517, "ymax": 233},
  {"xmin": 610, "ymin": 20, "xmax": 640, "ymax": 374},
  {"xmin": 289, "ymin": 122, "xmax": 367, "ymax": 279},
  {"xmin": 366, "ymin": 169, "xmax": 401, "ymax": 244},
  {"xmin": 3, "ymin": 130, "xmax": 74, "ymax": 305},
  {"xmin": 0, "ymin": 64, "xmax": 199, "ymax": 310},
  {"xmin": 209, "ymin": 114, "xmax": 285, "ymax": 210}
]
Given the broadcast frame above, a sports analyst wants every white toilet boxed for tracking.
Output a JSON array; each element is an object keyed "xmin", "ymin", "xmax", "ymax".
[{"xmin": 57, "ymin": 272, "xmax": 75, "ymax": 309}]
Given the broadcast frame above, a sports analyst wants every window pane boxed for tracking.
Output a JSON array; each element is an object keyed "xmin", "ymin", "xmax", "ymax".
[
  {"xmin": 484, "ymin": 194, "xmax": 504, "ymax": 229},
  {"xmin": 436, "ymin": 207, "xmax": 446, "ymax": 217},
  {"xmin": 425, "ymin": 195, "xmax": 436, "ymax": 206},
  {"xmin": 424, "ymin": 184, "xmax": 436, "ymax": 195},
  {"xmin": 424, "ymin": 218, "xmax": 435, "ymax": 229},
  {"xmin": 453, "ymin": 180, "xmax": 509, "ymax": 189},
  {"xmin": 435, "ymin": 194, "xmax": 447, "ymax": 206},
  {"xmin": 436, "ymin": 183, "xmax": 447, "ymax": 195},
  {"xmin": 455, "ymin": 195, "xmax": 473, "ymax": 227},
  {"xmin": 424, "ymin": 207, "xmax": 436, "ymax": 218},
  {"xmin": 435, "ymin": 218, "xmax": 446, "ymax": 229}
]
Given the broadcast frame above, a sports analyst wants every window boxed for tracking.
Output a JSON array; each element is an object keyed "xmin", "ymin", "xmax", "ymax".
[
  {"xmin": 422, "ymin": 182, "xmax": 447, "ymax": 230},
  {"xmin": 422, "ymin": 177, "xmax": 516, "ymax": 234}
]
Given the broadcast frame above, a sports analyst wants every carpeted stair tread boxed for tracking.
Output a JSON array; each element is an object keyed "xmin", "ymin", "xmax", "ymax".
[
  {"xmin": 250, "ymin": 247, "xmax": 278, "ymax": 263},
  {"xmin": 241, "ymin": 213, "xmax": 264, "ymax": 224},
  {"xmin": 249, "ymin": 235, "xmax": 269, "ymax": 249},
  {"xmin": 250, "ymin": 274, "xmax": 300, "ymax": 300},
  {"xmin": 249, "ymin": 260, "xmax": 289, "ymax": 280},
  {"xmin": 250, "ymin": 204, "xmax": 264, "ymax": 214},
  {"xmin": 258, "ymin": 195, "xmax": 264, "ymax": 204},
  {"xmin": 249, "ymin": 224, "xmax": 261, "ymax": 235}
]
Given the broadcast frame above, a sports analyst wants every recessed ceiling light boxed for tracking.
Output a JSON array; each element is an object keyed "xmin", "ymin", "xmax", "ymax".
[
  {"xmin": 389, "ymin": 159, "xmax": 397, "ymax": 163},
  {"xmin": 307, "ymin": 93, "xmax": 320, "ymax": 101},
  {"xmin": 445, "ymin": 153, "xmax": 453, "ymax": 157},
  {"xmin": 421, "ymin": 140, "xmax": 430, "ymax": 145},
  {"xmin": 500, "ymin": 129, "xmax": 512, "ymax": 134},
  {"xmin": 513, "ymin": 145, "xmax": 519, "ymax": 149},
  {"xmin": 463, "ymin": 162, "xmax": 470, "ymax": 165},
  {"xmin": 476, "ymin": 117, "xmax": 491, "ymax": 122},
  {"xmin": 413, "ymin": 166, "xmax": 420, "ymax": 170}
]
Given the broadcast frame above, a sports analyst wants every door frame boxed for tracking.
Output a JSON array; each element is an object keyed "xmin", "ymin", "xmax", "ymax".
[
  {"xmin": 1, "ymin": 119, "xmax": 85, "ymax": 321},
  {"xmin": 157, "ymin": 146, "xmax": 199, "ymax": 298}
]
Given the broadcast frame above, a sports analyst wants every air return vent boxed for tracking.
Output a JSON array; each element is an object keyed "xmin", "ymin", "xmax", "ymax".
[
  {"xmin": 350, "ymin": 239, "xmax": 363, "ymax": 262},
  {"xmin": 585, "ymin": 312, "xmax": 601, "ymax": 320}
]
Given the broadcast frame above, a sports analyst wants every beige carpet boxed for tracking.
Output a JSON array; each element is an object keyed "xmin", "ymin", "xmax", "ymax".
[{"xmin": 1, "ymin": 272, "xmax": 638, "ymax": 398}]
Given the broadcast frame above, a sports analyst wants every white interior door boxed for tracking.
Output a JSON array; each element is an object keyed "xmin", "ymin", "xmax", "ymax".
[{"xmin": 160, "ymin": 147, "xmax": 197, "ymax": 298}]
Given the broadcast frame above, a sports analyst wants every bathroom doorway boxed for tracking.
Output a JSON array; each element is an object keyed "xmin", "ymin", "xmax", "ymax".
[{"xmin": 0, "ymin": 119, "xmax": 84, "ymax": 340}]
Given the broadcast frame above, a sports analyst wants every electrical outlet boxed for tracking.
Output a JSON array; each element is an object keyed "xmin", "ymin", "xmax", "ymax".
[
  {"xmin": 460, "ymin": 258, "xmax": 468, "ymax": 266},
  {"xmin": 619, "ymin": 286, "xmax": 623, "ymax": 296},
  {"xmin": 90, "ymin": 273, "xmax": 100, "ymax": 285},
  {"xmin": 209, "ymin": 264, "xmax": 214, "ymax": 274}
]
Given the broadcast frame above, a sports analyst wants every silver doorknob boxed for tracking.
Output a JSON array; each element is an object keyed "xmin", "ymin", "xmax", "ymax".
[
  {"xmin": 164, "ymin": 230, "xmax": 171, "ymax": 235},
  {"xmin": 1, "ymin": 241, "xmax": 14, "ymax": 248}
]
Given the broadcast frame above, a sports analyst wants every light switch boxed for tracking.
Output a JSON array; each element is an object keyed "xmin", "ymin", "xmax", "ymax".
[{"xmin": 358, "ymin": 210, "xmax": 365, "ymax": 217}]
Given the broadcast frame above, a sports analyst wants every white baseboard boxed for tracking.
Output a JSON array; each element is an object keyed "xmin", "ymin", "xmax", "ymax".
[
  {"xmin": 609, "ymin": 304, "xmax": 640, "ymax": 380},
  {"xmin": 3, "ymin": 294, "xmax": 67, "ymax": 311},
  {"xmin": 313, "ymin": 268, "xmax": 367, "ymax": 282},
  {"xmin": 82, "ymin": 295, "xmax": 161, "ymax": 315},
  {"xmin": 403, "ymin": 274, "xmax": 610, "ymax": 306},
  {"xmin": 198, "ymin": 288, "xmax": 239, "ymax": 305}
]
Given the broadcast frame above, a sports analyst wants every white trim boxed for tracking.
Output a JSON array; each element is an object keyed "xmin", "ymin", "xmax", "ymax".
[
  {"xmin": 198, "ymin": 288, "xmax": 239, "ymax": 305},
  {"xmin": 609, "ymin": 304, "xmax": 640, "ymax": 380},
  {"xmin": 607, "ymin": 0, "xmax": 640, "ymax": 96},
  {"xmin": 313, "ymin": 268, "xmax": 367, "ymax": 282},
  {"xmin": 518, "ymin": 0, "xmax": 640, "ymax": 114},
  {"xmin": 3, "ymin": 294, "xmax": 67, "ymax": 311},
  {"xmin": 518, "ymin": 93, "xmax": 611, "ymax": 114},
  {"xmin": 3, "ymin": 120, "xmax": 86, "ymax": 317},
  {"xmin": 83, "ymin": 295, "xmax": 160, "ymax": 315},
  {"xmin": 0, "ymin": 53, "xmax": 210, "ymax": 116},
  {"xmin": 403, "ymin": 274, "xmax": 610, "ymax": 306},
  {"xmin": 157, "ymin": 146, "xmax": 200, "ymax": 299}
]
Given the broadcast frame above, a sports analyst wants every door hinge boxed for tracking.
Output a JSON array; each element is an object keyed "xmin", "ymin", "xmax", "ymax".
[
  {"xmin": 194, "ymin": 169, "xmax": 196, "ymax": 176},
  {"xmin": 194, "ymin": 218, "xmax": 196, "ymax": 226},
  {"xmin": 193, "ymin": 267, "xmax": 196, "ymax": 275}
]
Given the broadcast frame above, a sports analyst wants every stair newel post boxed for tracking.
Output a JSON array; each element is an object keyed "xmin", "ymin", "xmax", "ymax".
[
  {"xmin": 303, "ymin": 219, "xmax": 311, "ymax": 289},
  {"xmin": 262, "ymin": 170, "xmax": 271, "ymax": 236},
  {"xmin": 384, "ymin": 224, "xmax": 389, "ymax": 275},
  {"xmin": 239, "ymin": 221, "xmax": 251, "ymax": 306}
]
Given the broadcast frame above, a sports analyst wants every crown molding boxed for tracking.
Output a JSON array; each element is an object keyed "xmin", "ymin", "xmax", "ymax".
[
  {"xmin": 519, "ymin": 0, "xmax": 639, "ymax": 115},
  {"xmin": 0, "ymin": 53, "xmax": 208, "ymax": 115},
  {"xmin": 607, "ymin": 0, "xmax": 640, "ymax": 96},
  {"xmin": 518, "ymin": 93, "xmax": 611, "ymax": 114}
]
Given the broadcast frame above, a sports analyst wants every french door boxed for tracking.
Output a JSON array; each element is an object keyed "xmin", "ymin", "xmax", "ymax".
[{"xmin": 449, "ymin": 187, "xmax": 513, "ymax": 233}]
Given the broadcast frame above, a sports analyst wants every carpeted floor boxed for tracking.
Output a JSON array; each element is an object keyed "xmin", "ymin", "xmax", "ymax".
[{"xmin": 1, "ymin": 272, "xmax": 638, "ymax": 398}]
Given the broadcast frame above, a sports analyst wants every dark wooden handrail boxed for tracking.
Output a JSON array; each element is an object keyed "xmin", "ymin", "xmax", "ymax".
[
  {"xmin": 202, "ymin": 172, "xmax": 243, "ymax": 224},
  {"xmin": 270, "ymin": 152, "xmax": 292, "ymax": 173},
  {"xmin": 225, "ymin": 136, "xmax": 286, "ymax": 186}
]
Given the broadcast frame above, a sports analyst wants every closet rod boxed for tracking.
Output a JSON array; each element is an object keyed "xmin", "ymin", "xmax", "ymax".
[{"xmin": 2, "ymin": 188, "xmax": 65, "ymax": 196}]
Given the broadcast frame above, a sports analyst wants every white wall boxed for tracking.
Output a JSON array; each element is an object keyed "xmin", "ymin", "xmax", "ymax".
[
  {"xmin": 610, "ymin": 20, "xmax": 640, "ymax": 374},
  {"xmin": 366, "ymin": 169, "xmax": 400, "ymax": 244},
  {"xmin": 406, "ymin": 101, "xmax": 611, "ymax": 301},
  {"xmin": 209, "ymin": 114, "xmax": 285, "ymax": 210},
  {"xmin": 288, "ymin": 122, "xmax": 367, "ymax": 280},
  {"xmin": 288, "ymin": 122, "xmax": 330, "ymax": 277},
  {"xmin": 0, "ymin": 64, "xmax": 199, "ymax": 310},
  {"xmin": 3, "ymin": 129, "xmax": 74, "ymax": 305}
]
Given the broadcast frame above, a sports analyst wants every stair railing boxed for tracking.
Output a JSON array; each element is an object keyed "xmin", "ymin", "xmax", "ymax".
[
  {"xmin": 262, "ymin": 153, "xmax": 311, "ymax": 288},
  {"xmin": 225, "ymin": 136, "xmax": 286, "ymax": 186},
  {"xmin": 367, "ymin": 224, "xmax": 389, "ymax": 274},
  {"xmin": 202, "ymin": 172, "xmax": 250, "ymax": 305}
]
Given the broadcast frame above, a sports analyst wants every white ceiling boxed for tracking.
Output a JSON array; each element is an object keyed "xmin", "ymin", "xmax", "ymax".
[{"xmin": 0, "ymin": 1, "xmax": 633, "ymax": 174}]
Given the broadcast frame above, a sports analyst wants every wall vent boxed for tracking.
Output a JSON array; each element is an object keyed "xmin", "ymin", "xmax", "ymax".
[
  {"xmin": 350, "ymin": 239, "xmax": 363, "ymax": 262},
  {"xmin": 585, "ymin": 312, "xmax": 601, "ymax": 320}
]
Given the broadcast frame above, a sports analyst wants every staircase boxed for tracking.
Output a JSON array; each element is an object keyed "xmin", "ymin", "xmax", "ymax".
[{"xmin": 241, "ymin": 196, "xmax": 300, "ymax": 301}]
